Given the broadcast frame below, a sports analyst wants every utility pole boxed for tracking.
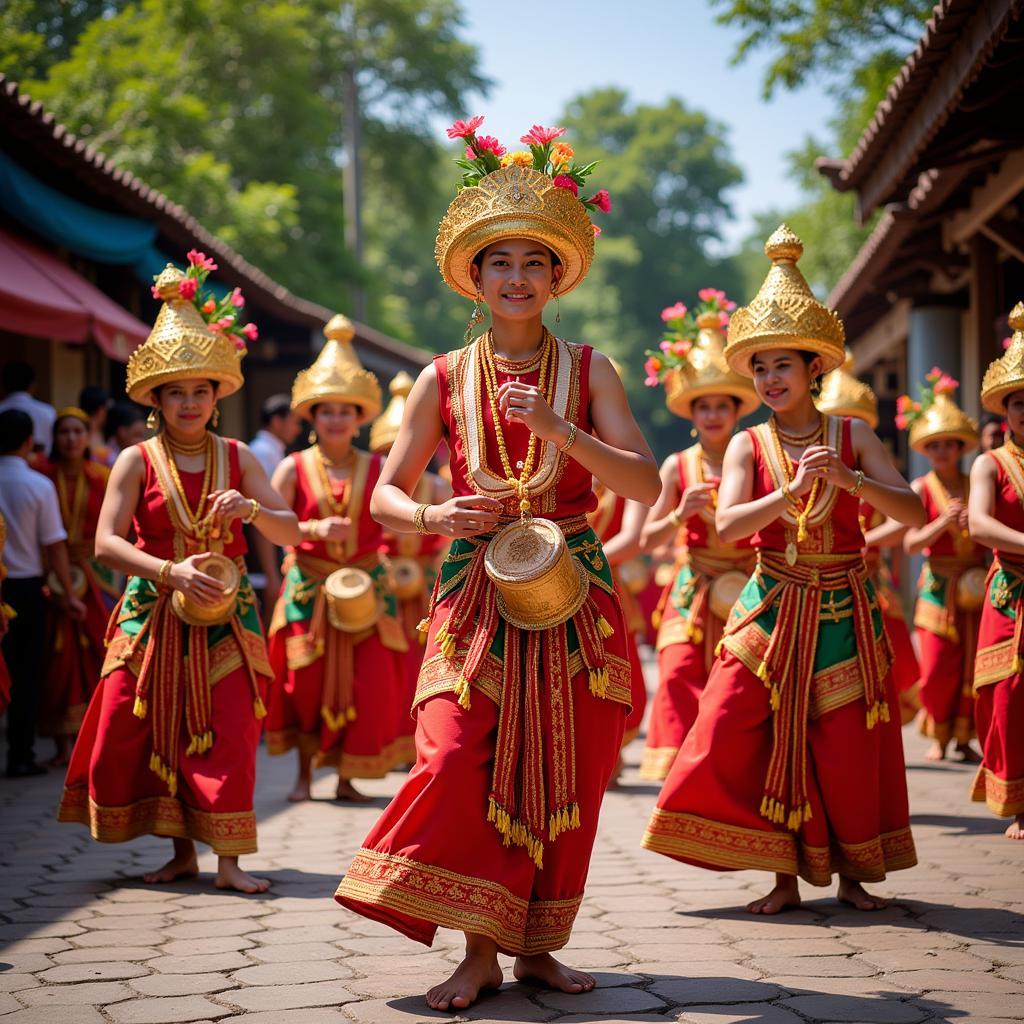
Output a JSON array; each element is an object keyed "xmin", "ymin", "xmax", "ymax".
[{"xmin": 342, "ymin": 4, "xmax": 366, "ymax": 323}]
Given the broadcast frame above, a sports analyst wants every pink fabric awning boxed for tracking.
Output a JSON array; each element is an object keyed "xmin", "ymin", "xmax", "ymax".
[{"xmin": 0, "ymin": 227, "xmax": 149, "ymax": 361}]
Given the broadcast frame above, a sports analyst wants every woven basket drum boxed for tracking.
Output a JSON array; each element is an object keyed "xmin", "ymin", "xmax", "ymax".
[
  {"xmin": 390, "ymin": 556, "xmax": 425, "ymax": 601},
  {"xmin": 47, "ymin": 565, "xmax": 89, "ymax": 600},
  {"xmin": 484, "ymin": 518, "xmax": 590, "ymax": 631},
  {"xmin": 324, "ymin": 566, "xmax": 380, "ymax": 633},
  {"xmin": 709, "ymin": 570, "xmax": 748, "ymax": 621},
  {"xmin": 171, "ymin": 553, "xmax": 240, "ymax": 626},
  {"xmin": 956, "ymin": 567, "xmax": 988, "ymax": 612}
]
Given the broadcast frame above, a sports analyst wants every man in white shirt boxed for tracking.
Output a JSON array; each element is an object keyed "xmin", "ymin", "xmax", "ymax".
[
  {"xmin": 0, "ymin": 362, "xmax": 57, "ymax": 452},
  {"xmin": 0, "ymin": 409, "xmax": 85, "ymax": 777},
  {"xmin": 247, "ymin": 394, "xmax": 300, "ymax": 620}
]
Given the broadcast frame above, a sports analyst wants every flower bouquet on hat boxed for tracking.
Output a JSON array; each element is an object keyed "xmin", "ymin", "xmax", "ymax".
[{"xmin": 896, "ymin": 368, "xmax": 978, "ymax": 453}]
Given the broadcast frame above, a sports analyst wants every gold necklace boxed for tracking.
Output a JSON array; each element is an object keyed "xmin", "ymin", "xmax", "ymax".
[
  {"xmin": 314, "ymin": 445, "xmax": 354, "ymax": 518},
  {"xmin": 164, "ymin": 432, "xmax": 209, "ymax": 456},
  {"xmin": 159, "ymin": 432, "xmax": 214, "ymax": 530},
  {"xmin": 694, "ymin": 444, "xmax": 720, "ymax": 510},
  {"xmin": 768, "ymin": 414, "xmax": 824, "ymax": 565},
  {"xmin": 57, "ymin": 468, "xmax": 87, "ymax": 547},
  {"xmin": 775, "ymin": 419, "xmax": 825, "ymax": 446}
]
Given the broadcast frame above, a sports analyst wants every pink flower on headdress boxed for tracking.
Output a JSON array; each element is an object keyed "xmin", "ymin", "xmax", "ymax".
[
  {"xmin": 895, "ymin": 413, "xmax": 909, "ymax": 430},
  {"xmin": 553, "ymin": 174, "xmax": 579, "ymax": 196},
  {"xmin": 446, "ymin": 115, "xmax": 485, "ymax": 140},
  {"xmin": 698, "ymin": 287, "xmax": 726, "ymax": 303},
  {"xmin": 230, "ymin": 287, "xmax": 245, "ymax": 308},
  {"xmin": 234, "ymin": 338, "xmax": 247, "ymax": 352},
  {"xmin": 935, "ymin": 373, "xmax": 958, "ymax": 395},
  {"xmin": 587, "ymin": 189, "xmax": 611, "ymax": 214},
  {"xmin": 215, "ymin": 316, "xmax": 235, "ymax": 331},
  {"xmin": 469, "ymin": 135, "xmax": 506, "ymax": 158},
  {"xmin": 177, "ymin": 277, "xmax": 197, "ymax": 301},
  {"xmin": 150, "ymin": 284, "xmax": 161, "ymax": 299},
  {"xmin": 659, "ymin": 341, "xmax": 673, "ymax": 353},
  {"xmin": 896, "ymin": 395, "xmax": 913, "ymax": 414},
  {"xmin": 242, "ymin": 321, "xmax": 259, "ymax": 341},
  {"xmin": 673, "ymin": 339, "xmax": 692, "ymax": 358},
  {"xmin": 592, "ymin": 223, "xmax": 602, "ymax": 238},
  {"xmin": 644, "ymin": 356, "xmax": 662, "ymax": 379},
  {"xmin": 1003, "ymin": 336, "xmax": 1013, "ymax": 351},
  {"xmin": 718, "ymin": 311, "xmax": 730, "ymax": 328},
  {"xmin": 187, "ymin": 249, "xmax": 218, "ymax": 272},
  {"xmin": 661, "ymin": 302, "xmax": 687, "ymax": 323},
  {"xmin": 520, "ymin": 124, "xmax": 566, "ymax": 146}
]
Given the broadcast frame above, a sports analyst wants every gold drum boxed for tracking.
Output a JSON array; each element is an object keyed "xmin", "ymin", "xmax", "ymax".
[
  {"xmin": 47, "ymin": 564, "xmax": 89, "ymax": 601},
  {"xmin": 171, "ymin": 553, "xmax": 240, "ymax": 626},
  {"xmin": 710, "ymin": 570, "xmax": 748, "ymax": 621},
  {"xmin": 484, "ymin": 518, "xmax": 590, "ymax": 631},
  {"xmin": 325, "ymin": 566, "xmax": 380, "ymax": 633},
  {"xmin": 617, "ymin": 557, "xmax": 650, "ymax": 595},
  {"xmin": 654, "ymin": 560, "xmax": 677, "ymax": 588},
  {"xmin": 956, "ymin": 567, "xmax": 988, "ymax": 613},
  {"xmin": 390, "ymin": 556, "xmax": 425, "ymax": 601}
]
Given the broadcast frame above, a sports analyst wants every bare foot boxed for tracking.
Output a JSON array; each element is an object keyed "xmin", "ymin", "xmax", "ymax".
[
  {"xmin": 142, "ymin": 851, "xmax": 198, "ymax": 884},
  {"xmin": 425, "ymin": 951, "xmax": 502, "ymax": 1010},
  {"xmin": 746, "ymin": 874, "xmax": 801, "ymax": 915},
  {"xmin": 335, "ymin": 779, "xmax": 372, "ymax": 803},
  {"xmin": 1005, "ymin": 815, "xmax": 1024, "ymax": 840},
  {"xmin": 924, "ymin": 740, "xmax": 946, "ymax": 762},
  {"xmin": 513, "ymin": 952, "xmax": 596, "ymax": 993},
  {"xmin": 837, "ymin": 876, "xmax": 889, "ymax": 910},
  {"xmin": 215, "ymin": 857, "xmax": 271, "ymax": 894},
  {"xmin": 287, "ymin": 778, "xmax": 312, "ymax": 802},
  {"xmin": 954, "ymin": 742, "xmax": 983, "ymax": 765}
]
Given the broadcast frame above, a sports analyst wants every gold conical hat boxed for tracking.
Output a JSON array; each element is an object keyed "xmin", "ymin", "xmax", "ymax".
[
  {"xmin": 981, "ymin": 302, "xmax": 1024, "ymax": 413},
  {"xmin": 369, "ymin": 370, "xmax": 415, "ymax": 453},
  {"xmin": 665, "ymin": 312, "xmax": 760, "ymax": 419},
  {"xmin": 126, "ymin": 265, "xmax": 245, "ymax": 404},
  {"xmin": 909, "ymin": 392, "xmax": 978, "ymax": 453},
  {"xmin": 291, "ymin": 315, "xmax": 382, "ymax": 422},
  {"xmin": 435, "ymin": 165, "xmax": 595, "ymax": 299},
  {"xmin": 725, "ymin": 225, "xmax": 845, "ymax": 377},
  {"xmin": 816, "ymin": 349, "xmax": 879, "ymax": 428}
]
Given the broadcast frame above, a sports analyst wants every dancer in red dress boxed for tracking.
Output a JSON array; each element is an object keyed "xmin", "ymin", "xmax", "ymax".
[
  {"xmin": 58, "ymin": 260, "xmax": 300, "ymax": 892},
  {"xmin": 266, "ymin": 317, "xmax": 407, "ymax": 802},
  {"xmin": 968, "ymin": 301, "xmax": 1024, "ymax": 839},
  {"xmin": 900, "ymin": 372, "xmax": 985, "ymax": 762},
  {"xmin": 639, "ymin": 292, "xmax": 759, "ymax": 780},
  {"xmin": 643, "ymin": 226, "xmax": 924, "ymax": 913},
  {"xmin": 335, "ymin": 118, "xmax": 660, "ymax": 1010}
]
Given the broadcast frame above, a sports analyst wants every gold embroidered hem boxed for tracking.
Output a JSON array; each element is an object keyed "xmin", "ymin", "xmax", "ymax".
[
  {"xmin": 641, "ymin": 809, "xmax": 917, "ymax": 886},
  {"xmin": 974, "ymin": 639, "xmax": 1017, "ymax": 690},
  {"xmin": 970, "ymin": 766, "xmax": 1024, "ymax": 816},
  {"xmin": 335, "ymin": 849, "xmax": 580, "ymax": 955},
  {"xmin": 914, "ymin": 598, "xmax": 960, "ymax": 641},
  {"xmin": 318, "ymin": 742, "xmax": 405, "ymax": 780},
  {"xmin": 918, "ymin": 710, "xmax": 974, "ymax": 747},
  {"xmin": 56, "ymin": 788, "xmax": 257, "ymax": 855},
  {"xmin": 639, "ymin": 746, "xmax": 678, "ymax": 781},
  {"xmin": 265, "ymin": 727, "xmax": 322, "ymax": 757}
]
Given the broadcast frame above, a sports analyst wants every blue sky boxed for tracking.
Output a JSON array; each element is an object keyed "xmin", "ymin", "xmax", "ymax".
[{"xmin": 458, "ymin": 0, "xmax": 840, "ymax": 251}]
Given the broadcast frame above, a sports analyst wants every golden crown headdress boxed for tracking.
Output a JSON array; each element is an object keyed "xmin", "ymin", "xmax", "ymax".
[
  {"xmin": 126, "ymin": 265, "xmax": 245, "ymax": 405},
  {"xmin": 725, "ymin": 225, "xmax": 845, "ymax": 377},
  {"xmin": 816, "ymin": 350, "xmax": 878, "ymax": 428},
  {"xmin": 291, "ymin": 315, "xmax": 382, "ymax": 423},
  {"xmin": 981, "ymin": 302, "xmax": 1024, "ymax": 414},
  {"xmin": 369, "ymin": 370, "xmax": 415, "ymax": 453}
]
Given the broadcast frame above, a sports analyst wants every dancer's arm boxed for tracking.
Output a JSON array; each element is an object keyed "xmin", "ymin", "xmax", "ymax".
[
  {"xmin": 602, "ymin": 499, "xmax": 647, "ymax": 566},
  {"xmin": 968, "ymin": 454, "xmax": 1024, "ymax": 556},
  {"xmin": 904, "ymin": 478, "xmax": 958, "ymax": 554},
  {"xmin": 642, "ymin": 455, "xmax": 715, "ymax": 550}
]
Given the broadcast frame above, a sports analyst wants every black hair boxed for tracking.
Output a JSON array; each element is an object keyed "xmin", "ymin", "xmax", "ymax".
[
  {"xmin": 2, "ymin": 362, "xmax": 35, "ymax": 394},
  {"xmin": 105, "ymin": 402, "xmax": 146, "ymax": 441},
  {"xmin": 79, "ymin": 385, "xmax": 111, "ymax": 416},
  {"xmin": 0, "ymin": 409, "xmax": 34, "ymax": 455},
  {"xmin": 261, "ymin": 393, "xmax": 293, "ymax": 425},
  {"xmin": 982, "ymin": 410, "xmax": 1007, "ymax": 423}
]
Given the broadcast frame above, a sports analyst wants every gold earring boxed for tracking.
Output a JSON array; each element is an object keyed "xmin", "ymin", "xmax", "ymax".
[
  {"xmin": 465, "ymin": 289, "xmax": 485, "ymax": 345},
  {"xmin": 146, "ymin": 409, "xmax": 160, "ymax": 431},
  {"xmin": 211, "ymin": 405, "xmax": 220, "ymax": 428},
  {"xmin": 690, "ymin": 427, "xmax": 698, "ymax": 439},
  {"xmin": 308, "ymin": 429, "xmax": 317, "ymax": 445},
  {"xmin": 552, "ymin": 289, "xmax": 561, "ymax": 325}
]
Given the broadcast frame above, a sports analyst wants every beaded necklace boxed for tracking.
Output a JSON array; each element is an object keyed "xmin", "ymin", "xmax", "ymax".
[
  {"xmin": 56, "ymin": 467, "xmax": 87, "ymax": 546},
  {"xmin": 768, "ymin": 413, "xmax": 825, "ymax": 565},
  {"xmin": 313, "ymin": 445, "xmax": 354, "ymax": 518},
  {"xmin": 159, "ymin": 432, "xmax": 214, "ymax": 533}
]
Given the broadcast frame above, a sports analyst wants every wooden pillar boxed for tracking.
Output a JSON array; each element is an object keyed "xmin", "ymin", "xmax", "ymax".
[{"xmin": 966, "ymin": 234, "xmax": 999, "ymax": 418}]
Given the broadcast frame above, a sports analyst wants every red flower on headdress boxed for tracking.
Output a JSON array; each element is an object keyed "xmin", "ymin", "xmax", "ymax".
[
  {"xmin": 202, "ymin": 299, "xmax": 216, "ymax": 314},
  {"xmin": 661, "ymin": 302, "xmax": 688, "ymax": 323},
  {"xmin": 521, "ymin": 125, "xmax": 566, "ymax": 146},
  {"xmin": 242, "ymin": 322, "xmax": 259, "ymax": 341},
  {"xmin": 186, "ymin": 249, "xmax": 218, "ymax": 272},
  {"xmin": 177, "ymin": 277, "xmax": 197, "ymax": 300},
  {"xmin": 587, "ymin": 189, "xmax": 611, "ymax": 214},
  {"xmin": 150, "ymin": 284, "xmax": 161, "ymax": 299},
  {"xmin": 553, "ymin": 174, "xmax": 579, "ymax": 196},
  {"xmin": 467, "ymin": 135, "xmax": 506, "ymax": 158},
  {"xmin": 230, "ymin": 287, "xmax": 245, "ymax": 308},
  {"xmin": 446, "ymin": 115, "xmax": 485, "ymax": 140}
]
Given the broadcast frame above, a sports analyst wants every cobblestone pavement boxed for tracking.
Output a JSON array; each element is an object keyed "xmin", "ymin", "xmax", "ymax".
[{"xmin": 1, "ymin": 658, "xmax": 1022, "ymax": 1024}]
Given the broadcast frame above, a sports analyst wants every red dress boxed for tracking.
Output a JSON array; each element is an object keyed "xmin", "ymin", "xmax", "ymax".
[
  {"xmin": 40, "ymin": 460, "xmax": 115, "ymax": 738},
  {"xmin": 644, "ymin": 418, "xmax": 916, "ymax": 884},
  {"xmin": 912, "ymin": 473, "xmax": 985, "ymax": 747},
  {"xmin": 641, "ymin": 446, "xmax": 754, "ymax": 780},
  {"xmin": 266, "ymin": 448, "xmax": 407, "ymax": 779},
  {"xmin": 59, "ymin": 437, "xmax": 271, "ymax": 855},
  {"xmin": 971, "ymin": 447, "xmax": 1024, "ymax": 817},
  {"xmin": 336, "ymin": 337, "xmax": 630, "ymax": 955}
]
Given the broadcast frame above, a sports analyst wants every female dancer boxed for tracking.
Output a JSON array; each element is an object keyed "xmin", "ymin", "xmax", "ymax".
[
  {"xmin": 266, "ymin": 318, "xmax": 407, "ymax": 802},
  {"xmin": 335, "ymin": 119, "xmax": 660, "ymax": 1009},
  {"xmin": 901, "ymin": 372, "xmax": 985, "ymax": 761},
  {"xmin": 39, "ymin": 408, "xmax": 117, "ymax": 762},
  {"xmin": 59, "ymin": 262, "xmax": 300, "ymax": 892},
  {"xmin": 643, "ymin": 226, "xmax": 923, "ymax": 913},
  {"xmin": 968, "ymin": 302, "xmax": 1024, "ymax": 838},
  {"xmin": 639, "ymin": 294, "xmax": 759, "ymax": 780}
]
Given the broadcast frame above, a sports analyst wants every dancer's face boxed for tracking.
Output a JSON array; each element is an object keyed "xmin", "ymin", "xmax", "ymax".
[
  {"xmin": 923, "ymin": 437, "xmax": 963, "ymax": 473},
  {"xmin": 312, "ymin": 401, "xmax": 360, "ymax": 446},
  {"xmin": 157, "ymin": 379, "xmax": 217, "ymax": 434},
  {"xmin": 470, "ymin": 239, "xmax": 565, "ymax": 324},
  {"xmin": 750, "ymin": 349, "xmax": 821, "ymax": 414},
  {"xmin": 54, "ymin": 416, "xmax": 88, "ymax": 461},
  {"xmin": 1005, "ymin": 392, "xmax": 1024, "ymax": 443},
  {"xmin": 691, "ymin": 395, "xmax": 740, "ymax": 448}
]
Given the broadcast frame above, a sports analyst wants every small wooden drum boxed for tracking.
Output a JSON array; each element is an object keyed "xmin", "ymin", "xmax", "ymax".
[
  {"xmin": 956, "ymin": 567, "xmax": 988, "ymax": 612},
  {"xmin": 618, "ymin": 557, "xmax": 651, "ymax": 595},
  {"xmin": 390, "ymin": 556, "xmax": 425, "ymax": 601},
  {"xmin": 324, "ymin": 566, "xmax": 380, "ymax": 633},
  {"xmin": 709, "ymin": 570, "xmax": 748, "ymax": 622},
  {"xmin": 171, "ymin": 553, "xmax": 240, "ymax": 627},
  {"xmin": 47, "ymin": 564, "xmax": 88, "ymax": 601}
]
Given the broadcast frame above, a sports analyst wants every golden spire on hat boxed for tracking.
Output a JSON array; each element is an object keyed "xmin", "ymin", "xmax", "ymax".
[
  {"xmin": 725, "ymin": 225, "xmax": 845, "ymax": 377},
  {"xmin": 816, "ymin": 349, "xmax": 878, "ymax": 428},
  {"xmin": 907, "ymin": 376, "xmax": 978, "ymax": 454},
  {"xmin": 981, "ymin": 302, "xmax": 1024, "ymax": 413},
  {"xmin": 291, "ymin": 314, "xmax": 382, "ymax": 423},
  {"xmin": 666, "ymin": 309, "xmax": 760, "ymax": 419},
  {"xmin": 369, "ymin": 370, "xmax": 415, "ymax": 453},
  {"xmin": 126, "ymin": 265, "xmax": 245, "ymax": 405}
]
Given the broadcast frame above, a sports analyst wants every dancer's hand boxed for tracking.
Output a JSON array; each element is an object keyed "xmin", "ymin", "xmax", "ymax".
[
  {"xmin": 497, "ymin": 380, "xmax": 561, "ymax": 440},
  {"xmin": 790, "ymin": 445, "xmax": 836, "ymax": 497},
  {"xmin": 170, "ymin": 554, "xmax": 225, "ymax": 606},
  {"xmin": 678, "ymin": 483, "xmax": 716, "ymax": 519},
  {"xmin": 315, "ymin": 516, "xmax": 353, "ymax": 542},
  {"xmin": 207, "ymin": 489, "xmax": 251, "ymax": 525},
  {"xmin": 425, "ymin": 496, "xmax": 503, "ymax": 538}
]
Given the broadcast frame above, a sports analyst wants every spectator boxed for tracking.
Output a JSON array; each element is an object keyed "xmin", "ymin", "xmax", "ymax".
[
  {"xmin": 103, "ymin": 402, "xmax": 148, "ymax": 466},
  {"xmin": 0, "ymin": 409, "xmax": 85, "ymax": 777},
  {"xmin": 980, "ymin": 412, "xmax": 1005, "ymax": 453},
  {"xmin": 79, "ymin": 385, "xmax": 113, "ymax": 464},
  {"xmin": 0, "ymin": 362, "xmax": 57, "ymax": 452}
]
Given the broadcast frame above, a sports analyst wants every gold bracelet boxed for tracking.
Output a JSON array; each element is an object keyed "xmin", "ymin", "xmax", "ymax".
[
  {"xmin": 243, "ymin": 498, "xmax": 261, "ymax": 523},
  {"xmin": 156, "ymin": 559, "xmax": 173, "ymax": 590},
  {"xmin": 559, "ymin": 422, "xmax": 578, "ymax": 454},
  {"xmin": 781, "ymin": 482, "xmax": 800, "ymax": 507},
  {"xmin": 413, "ymin": 503, "xmax": 431, "ymax": 535},
  {"xmin": 847, "ymin": 470, "xmax": 866, "ymax": 497},
  {"xmin": 668, "ymin": 509, "xmax": 683, "ymax": 528}
]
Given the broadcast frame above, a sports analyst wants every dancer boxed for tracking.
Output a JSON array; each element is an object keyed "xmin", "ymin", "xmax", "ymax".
[
  {"xmin": 336, "ymin": 118, "xmax": 660, "ymax": 1009},
  {"xmin": 643, "ymin": 226, "xmax": 923, "ymax": 914},
  {"xmin": 58, "ymin": 260, "xmax": 300, "ymax": 892},
  {"xmin": 901, "ymin": 371, "xmax": 985, "ymax": 762},
  {"xmin": 266, "ymin": 317, "xmax": 407, "ymax": 802},
  {"xmin": 638, "ymin": 293, "xmax": 759, "ymax": 780},
  {"xmin": 819, "ymin": 356, "xmax": 921, "ymax": 724},
  {"xmin": 39, "ymin": 408, "xmax": 117, "ymax": 763},
  {"xmin": 968, "ymin": 302, "xmax": 1024, "ymax": 838}
]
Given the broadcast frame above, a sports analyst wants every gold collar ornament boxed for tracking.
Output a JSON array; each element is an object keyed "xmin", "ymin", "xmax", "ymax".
[
  {"xmin": 816, "ymin": 350, "xmax": 879, "ymax": 428},
  {"xmin": 981, "ymin": 302, "xmax": 1024, "ymax": 413},
  {"xmin": 291, "ymin": 314, "xmax": 382, "ymax": 423},
  {"xmin": 369, "ymin": 371, "xmax": 415, "ymax": 453},
  {"xmin": 725, "ymin": 225, "xmax": 845, "ymax": 377}
]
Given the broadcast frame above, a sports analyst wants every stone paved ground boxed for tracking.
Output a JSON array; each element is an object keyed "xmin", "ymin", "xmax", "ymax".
[{"xmin": 1, "ymin": 657, "xmax": 1023, "ymax": 1024}]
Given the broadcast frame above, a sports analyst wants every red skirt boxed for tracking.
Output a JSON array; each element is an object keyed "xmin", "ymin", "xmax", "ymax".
[
  {"xmin": 58, "ymin": 663, "xmax": 264, "ymax": 855},
  {"xmin": 916, "ymin": 614, "xmax": 977, "ymax": 746},
  {"xmin": 643, "ymin": 650, "xmax": 917, "ymax": 885}
]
